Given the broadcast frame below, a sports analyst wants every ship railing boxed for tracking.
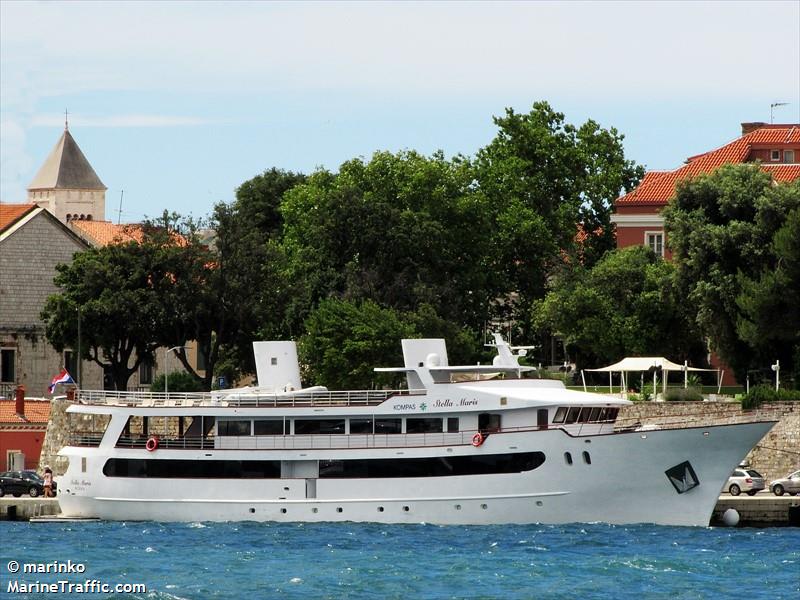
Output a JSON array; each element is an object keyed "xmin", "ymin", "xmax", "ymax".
[{"xmin": 75, "ymin": 388, "xmax": 424, "ymax": 408}]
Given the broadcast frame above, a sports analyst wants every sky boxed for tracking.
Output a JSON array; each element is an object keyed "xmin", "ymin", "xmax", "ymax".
[{"xmin": 1, "ymin": 1, "xmax": 799, "ymax": 223}]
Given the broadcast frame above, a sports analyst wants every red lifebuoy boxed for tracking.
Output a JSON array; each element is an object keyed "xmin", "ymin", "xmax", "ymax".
[
  {"xmin": 145, "ymin": 436, "xmax": 159, "ymax": 452},
  {"xmin": 472, "ymin": 432, "xmax": 485, "ymax": 447}
]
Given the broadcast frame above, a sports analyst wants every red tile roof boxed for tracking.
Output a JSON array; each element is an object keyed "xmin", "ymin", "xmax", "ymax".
[
  {"xmin": 69, "ymin": 220, "xmax": 144, "ymax": 246},
  {"xmin": 0, "ymin": 203, "xmax": 36, "ymax": 231},
  {"xmin": 618, "ymin": 125, "xmax": 800, "ymax": 205},
  {"xmin": 0, "ymin": 399, "xmax": 51, "ymax": 426}
]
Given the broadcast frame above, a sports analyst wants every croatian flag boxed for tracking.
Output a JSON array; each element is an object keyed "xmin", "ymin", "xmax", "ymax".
[{"xmin": 49, "ymin": 369, "xmax": 76, "ymax": 393}]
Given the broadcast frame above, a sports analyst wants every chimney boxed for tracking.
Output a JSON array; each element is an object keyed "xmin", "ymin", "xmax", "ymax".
[
  {"xmin": 15, "ymin": 385, "xmax": 25, "ymax": 417},
  {"xmin": 741, "ymin": 122, "xmax": 767, "ymax": 136}
]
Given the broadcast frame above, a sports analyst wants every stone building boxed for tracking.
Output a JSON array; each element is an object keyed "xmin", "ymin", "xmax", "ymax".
[{"xmin": 0, "ymin": 204, "xmax": 103, "ymax": 399}]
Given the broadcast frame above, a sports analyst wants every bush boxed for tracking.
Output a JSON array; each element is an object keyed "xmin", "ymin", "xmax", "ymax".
[
  {"xmin": 741, "ymin": 385, "xmax": 800, "ymax": 409},
  {"xmin": 151, "ymin": 371, "xmax": 205, "ymax": 393},
  {"xmin": 664, "ymin": 387, "xmax": 704, "ymax": 402}
]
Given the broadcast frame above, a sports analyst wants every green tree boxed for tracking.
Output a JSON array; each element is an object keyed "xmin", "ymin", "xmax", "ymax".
[
  {"xmin": 664, "ymin": 165, "xmax": 800, "ymax": 381},
  {"xmin": 41, "ymin": 241, "xmax": 169, "ymax": 390},
  {"xmin": 474, "ymin": 101, "xmax": 644, "ymax": 331},
  {"xmin": 299, "ymin": 298, "xmax": 415, "ymax": 389},
  {"xmin": 211, "ymin": 168, "xmax": 307, "ymax": 373},
  {"xmin": 533, "ymin": 246, "xmax": 705, "ymax": 369},
  {"xmin": 736, "ymin": 207, "xmax": 800, "ymax": 385},
  {"xmin": 281, "ymin": 151, "xmax": 494, "ymax": 331}
]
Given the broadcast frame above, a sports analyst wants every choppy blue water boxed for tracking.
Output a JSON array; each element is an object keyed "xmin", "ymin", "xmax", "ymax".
[{"xmin": 1, "ymin": 521, "xmax": 797, "ymax": 599}]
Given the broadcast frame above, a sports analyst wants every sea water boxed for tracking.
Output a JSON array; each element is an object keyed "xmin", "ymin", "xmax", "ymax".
[{"xmin": 1, "ymin": 521, "xmax": 797, "ymax": 599}]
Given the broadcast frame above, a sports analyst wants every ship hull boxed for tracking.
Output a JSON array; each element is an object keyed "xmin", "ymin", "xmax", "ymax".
[{"xmin": 57, "ymin": 420, "xmax": 774, "ymax": 527}]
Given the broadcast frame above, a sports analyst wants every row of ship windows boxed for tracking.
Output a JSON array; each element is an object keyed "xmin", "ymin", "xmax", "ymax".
[
  {"xmin": 552, "ymin": 407, "xmax": 618, "ymax": 425},
  {"xmin": 216, "ymin": 416, "xmax": 489, "ymax": 437},
  {"xmin": 564, "ymin": 451, "xmax": 591, "ymax": 465},
  {"xmin": 102, "ymin": 453, "xmax": 546, "ymax": 478}
]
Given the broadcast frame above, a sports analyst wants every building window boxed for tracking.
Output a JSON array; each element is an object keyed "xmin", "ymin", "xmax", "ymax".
[
  {"xmin": 645, "ymin": 232, "xmax": 664, "ymax": 256},
  {"xmin": 0, "ymin": 348, "xmax": 15, "ymax": 382},
  {"xmin": 139, "ymin": 359, "xmax": 153, "ymax": 385},
  {"xmin": 784, "ymin": 150, "xmax": 795, "ymax": 164},
  {"xmin": 771, "ymin": 150, "xmax": 780, "ymax": 161}
]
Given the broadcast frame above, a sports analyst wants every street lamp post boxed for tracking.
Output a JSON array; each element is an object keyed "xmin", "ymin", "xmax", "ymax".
[{"xmin": 165, "ymin": 346, "xmax": 187, "ymax": 396}]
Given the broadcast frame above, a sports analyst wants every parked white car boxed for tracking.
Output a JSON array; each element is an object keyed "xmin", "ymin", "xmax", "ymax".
[
  {"xmin": 725, "ymin": 468, "xmax": 765, "ymax": 496},
  {"xmin": 770, "ymin": 470, "xmax": 800, "ymax": 496}
]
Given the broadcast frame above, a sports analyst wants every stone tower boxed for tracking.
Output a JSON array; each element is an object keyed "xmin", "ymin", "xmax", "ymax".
[{"xmin": 27, "ymin": 125, "xmax": 107, "ymax": 223}]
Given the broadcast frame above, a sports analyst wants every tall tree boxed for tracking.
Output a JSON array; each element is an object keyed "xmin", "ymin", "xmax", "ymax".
[
  {"xmin": 533, "ymin": 246, "xmax": 705, "ymax": 369},
  {"xmin": 211, "ymin": 168, "xmax": 307, "ymax": 373},
  {"xmin": 475, "ymin": 101, "xmax": 644, "ymax": 331},
  {"xmin": 663, "ymin": 165, "xmax": 800, "ymax": 381},
  {"xmin": 280, "ymin": 151, "xmax": 495, "ymax": 331},
  {"xmin": 41, "ymin": 241, "xmax": 168, "ymax": 390}
]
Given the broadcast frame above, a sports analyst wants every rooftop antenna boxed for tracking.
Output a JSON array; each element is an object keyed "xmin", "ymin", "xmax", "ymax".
[
  {"xmin": 117, "ymin": 190, "xmax": 124, "ymax": 224},
  {"xmin": 770, "ymin": 102, "xmax": 788, "ymax": 123},
  {"xmin": 64, "ymin": 109, "xmax": 69, "ymax": 131}
]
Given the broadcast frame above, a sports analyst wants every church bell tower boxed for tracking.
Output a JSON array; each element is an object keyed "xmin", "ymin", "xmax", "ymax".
[{"xmin": 27, "ymin": 118, "xmax": 107, "ymax": 223}]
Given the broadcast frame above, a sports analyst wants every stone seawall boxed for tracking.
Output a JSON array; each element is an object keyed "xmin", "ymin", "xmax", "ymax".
[{"xmin": 618, "ymin": 400, "xmax": 800, "ymax": 482}]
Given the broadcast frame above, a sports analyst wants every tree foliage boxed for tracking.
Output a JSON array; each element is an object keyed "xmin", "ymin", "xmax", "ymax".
[
  {"xmin": 532, "ymin": 246, "xmax": 705, "ymax": 369},
  {"xmin": 663, "ymin": 165, "xmax": 800, "ymax": 382},
  {"xmin": 41, "ymin": 239, "xmax": 169, "ymax": 390}
]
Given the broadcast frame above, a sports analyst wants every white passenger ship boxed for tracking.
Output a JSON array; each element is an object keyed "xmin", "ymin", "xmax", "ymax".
[{"xmin": 57, "ymin": 336, "xmax": 775, "ymax": 526}]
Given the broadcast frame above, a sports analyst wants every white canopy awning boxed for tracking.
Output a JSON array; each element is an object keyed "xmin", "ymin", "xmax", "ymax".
[{"xmin": 585, "ymin": 357, "xmax": 715, "ymax": 373}]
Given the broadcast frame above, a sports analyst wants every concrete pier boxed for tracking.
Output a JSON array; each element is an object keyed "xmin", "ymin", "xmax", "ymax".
[
  {"xmin": 711, "ymin": 493, "xmax": 800, "ymax": 526},
  {"xmin": 0, "ymin": 498, "xmax": 60, "ymax": 521}
]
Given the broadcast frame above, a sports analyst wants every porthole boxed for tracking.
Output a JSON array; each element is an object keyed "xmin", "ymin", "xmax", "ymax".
[
  {"xmin": 564, "ymin": 452, "xmax": 573, "ymax": 465},
  {"xmin": 536, "ymin": 501, "xmax": 543, "ymax": 507},
  {"xmin": 312, "ymin": 507, "xmax": 318, "ymax": 513},
  {"xmin": 249, "ymin": 508, "xmax": 255, "ymax": 514},
  {"xmin": 402, "ymin": 506, "xmax": 410, "ymax": 512},
  {"xmin": 455, "ymin": 504, "xmax": 461, "ymax": 510},
  {"xmin": 583, "ymin": 451, "xmax": 591, "ymax": 465},
  {"xmin": 336, "ymin": 507, "xmax": 343, "ymax": 513},
  {"xmin": 281, "ymin": 508, "xmax": 287, "ymax": 514},
  {"xmin": 377, "ymin": 506, "xmax": 384, "ymax": 512},
  {"xmin": 481, "ymin": 504, "xmax": 488, "ymax": 510}
]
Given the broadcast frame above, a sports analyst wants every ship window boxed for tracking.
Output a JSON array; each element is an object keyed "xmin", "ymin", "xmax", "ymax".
[
  {"xmin": 318, "ymin": 452, "xmax": 546, "ymax": 479},
  {"xmin": 294, "ymin": 419, "xmax": 345, "ymax": 435},
  {"xmin": 218, "ymin": 420, "xmax": 251, "ymax": 436},
  {"xmin": 564, "ymin": 452, "xmax": 573, "ymax": 465},
  {"xmin": 583, "ymin": 451, "xmax": 592, "ymax": 465},
  {"xmin": 588, "ymin": 407, "xmax": 601, "ymax": 422},
  {"xmin": 254, "ymin": 420, "xmax": 284, "ymax": 435},
  {"xmin": 349, "ymin": 418, "xmax": 373, "ymax": 434},
  {"xmin": 552, "ymin": 407, "xmax": 567, "ymax": 423},
  {"xmin": 565, "ymin": 407, "xmax": 580, "ymax": 424},
  {"xmin": 478, "ymin": 413, "xmax": 501, "ymax": 432},
  {"xmin": 406, "ymin": 418, "xmax": 443, "ymax": 433},
  {"xmin": 103, "ymin": 458, "xmax": 281, "ymax": 478},
  {"xmin": 375, "ymin": 418, "xmax": 402, "ymax": 434},
  {"xmin": 605, "ymin": 408, "xmax": 619, "ymax": 422},
  {"xmin": 447, "ymin": 417, "xmax": 459, "ymax": 433},
  {"xmin": 577, "ymin": 408, "xmax": 591, "ymax": 423}
]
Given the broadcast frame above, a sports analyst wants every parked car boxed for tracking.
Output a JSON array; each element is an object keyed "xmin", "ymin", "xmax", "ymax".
[
  {"xmin": 725, "ymin": 468, "xmax": 765, "ymax": 496},
  {"xmin": 770, "ymin": 470, "xmax": 800, "ymax": 496},
  {"xmin": 0, "ymin": 470, "xmax": 57, "ymax": 498}
]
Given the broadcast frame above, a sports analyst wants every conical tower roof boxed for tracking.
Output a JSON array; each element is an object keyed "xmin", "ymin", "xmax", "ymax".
[{"xmin": 28, "ymin": 129, "xmax": 106, "ymax": 191}]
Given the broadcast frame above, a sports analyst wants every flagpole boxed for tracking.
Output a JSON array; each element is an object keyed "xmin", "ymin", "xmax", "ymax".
[{"xmin": 77, "ymin": 306, "xmax": 82, "ymax": 388}]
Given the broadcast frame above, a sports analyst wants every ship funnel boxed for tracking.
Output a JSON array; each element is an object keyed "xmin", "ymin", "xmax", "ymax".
[{"xmin": 253, "ymin": 341, "xmax": 302, "ymax": 392}]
